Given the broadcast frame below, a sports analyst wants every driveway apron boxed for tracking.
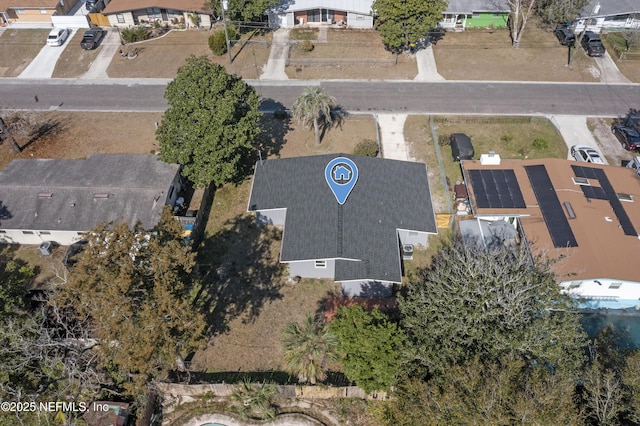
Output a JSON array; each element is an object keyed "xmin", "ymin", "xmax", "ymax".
[{"xmin": 18, "ymin": 30, "xmax": 75, "ymax": 79}]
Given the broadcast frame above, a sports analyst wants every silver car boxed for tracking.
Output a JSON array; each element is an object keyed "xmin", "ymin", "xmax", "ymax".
[{"xmin": 570, "ymin": 145, "xmax": 604, "ymax": 164}]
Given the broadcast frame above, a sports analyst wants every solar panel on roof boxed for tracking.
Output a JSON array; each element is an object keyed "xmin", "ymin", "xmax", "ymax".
[
  {"xmin": 573, "ymin": 166, "xmax": 638, "ymax": 237},
  {"xmin": 581, "ymin": 185, "xmax": 607, "ymax": 200},
  {"xmin": 525, "ymin": 165, "xmax": 578, "ymax": 248},
  {"xmin": 468, "ymin": 169, "xmax": 526, "ymax": 209}
]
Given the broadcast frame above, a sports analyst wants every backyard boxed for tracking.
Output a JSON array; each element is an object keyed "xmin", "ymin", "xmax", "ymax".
[
  {"xmin": 0, "ymin": 29, "xmax": 49, "ymax": 77},
  {"xmin": 286, "ymin": 28, "xmax": 417, "ymax": 80}
]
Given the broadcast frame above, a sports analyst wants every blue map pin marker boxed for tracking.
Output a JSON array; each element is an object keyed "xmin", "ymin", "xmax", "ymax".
[{"xmin": 325, "ymin": 157, "xmax": 358, "ymax": 205}]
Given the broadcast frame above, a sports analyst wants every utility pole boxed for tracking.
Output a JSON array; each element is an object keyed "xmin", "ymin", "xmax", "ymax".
[{"xmin": 220, "ymin": 0, "xmax": 232, "ymax": 63}]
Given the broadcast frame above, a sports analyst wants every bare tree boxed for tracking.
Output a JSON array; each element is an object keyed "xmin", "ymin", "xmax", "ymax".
[
  {"xmin": 620, "ymin": 31, "xmax": 640, "ymax": 52},
  {"xmin": 507, "ymin": 0, "xmax": 538, "ymax": 48}
]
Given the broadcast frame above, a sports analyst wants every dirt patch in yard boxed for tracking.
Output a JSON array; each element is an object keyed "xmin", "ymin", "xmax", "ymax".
[
  {"xmin": 0, "ymin": 29, "xmax": 50, "ymax": 77},
  {"xmin": 0, "ymin": 111, "xmax": 162, "ymax": 171},
  {"xmin": 433, "ymin": 25, "xmax": 599, "ymax": 82},
  {"xmin": 587, "ymin": 117, "xmax": 637, "ymax": 166},
  {"xmin": 286, "ymin": 28, "xmax": 417, "ymax": 80},
  {"xmin": 52, "ymin": 30, "xmax": 104, "ymax": 78},
  {"xmin": 106, "ymin": 29, "xmax": 271, "ymax": 79}
]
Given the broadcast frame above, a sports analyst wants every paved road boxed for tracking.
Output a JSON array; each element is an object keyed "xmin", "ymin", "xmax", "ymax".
[{"xmin": 1, "ymin": 79, "xmax": 639, "ymax": 115}]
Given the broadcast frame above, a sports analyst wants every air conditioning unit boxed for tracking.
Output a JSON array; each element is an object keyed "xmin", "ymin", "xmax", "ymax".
[{"xmin": 402, "ymin": 244, "xmax": 414, "ymax": 260}]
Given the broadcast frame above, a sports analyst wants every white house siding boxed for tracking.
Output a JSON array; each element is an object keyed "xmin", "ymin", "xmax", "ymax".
[
  {"xmin": 397, "ymin": 229, "xmax": 428, "ymax": 247},
  {"xmin": 108, "ymin": 12, "xmax": 135, "ymax": 27},
  {"xmin": 289, "ymin": 259, "xmax": 335, "ymax": 279},
  {"xmin": 561, "ymin": 278, "xmax": 640, "ymax": 309},
  {"xmin": 573, "ymin": 13, "xmax": 640, "ymax": 33},
  {"xmin": 255, "ymin": 209, "xmax": 286, "ymax": 226},
  {"xmin": 341, "ymin": 280, "xmax": 394, "ymax": 297},
  {"xmin": 0, "ymin": 230, "xmax": 83, "ymax": 246},
  {"xmin": 346, "ymin": 12, "xmax": 372, "ymax": 28}
]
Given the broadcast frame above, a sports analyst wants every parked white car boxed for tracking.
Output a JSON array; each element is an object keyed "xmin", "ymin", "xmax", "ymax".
[
  {"xmin": 570, "ymin": 145, "xmax": 605, "ymax": 164},
  {"xmin": 47, "ymin": 28, "xmax": 69, "ymax": 46}
]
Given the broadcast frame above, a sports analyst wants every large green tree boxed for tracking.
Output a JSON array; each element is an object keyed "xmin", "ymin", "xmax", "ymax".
[
  {"xmin": 378, "ymin": 355, "xmax": 583, "ymax": 426},
  {"xmin": 399, "ymin": 241, "xmax": 586, "ymax": 377},
  {"xmin": 292, "ymin": 86, "xmax": 336, "ymax": 146},
  {"xmin": 51, "ymin": 208, "xmax": 206, "ymax": 398},
  {"xmin": 330, "ymin": 306, "xmax": 403, "ymax": 393},
  {"xmin": 282, "ymin": 313, "xmax": 337, "ymax": 384},
  {"xmin": 157, "ymin": 55, "xmax": 262, "ymax": 188},
  {"xmin": 536, "ymin": 0, "xmax": 589, "ymax": 24},
  {"xmin": 373, "ymin": 0, "xmax": 447, "ymax": 53}
]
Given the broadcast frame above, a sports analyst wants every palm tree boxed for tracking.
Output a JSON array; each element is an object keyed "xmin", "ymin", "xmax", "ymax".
[
  {"xmin": 229, "ymin": 379, "xmax": 278, "ymax": 420},
  {"xmin": 292, "ymin": 86, "xmax": 336, "ymax": 146},
  {"xmin": 282, "ymin": 313, "xmax": 338, "ymax": 384}
]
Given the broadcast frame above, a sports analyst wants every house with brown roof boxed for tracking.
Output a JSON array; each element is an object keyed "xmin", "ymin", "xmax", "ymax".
[
  {"xmin": 460, "ymin": 156, "xmax": 640, "ymax": 310},
  {"xmin": 0, "ymin": 0, "xmax": 80, "ymax": 25},
  {"xmin": 102, "ymin": 0, "xmax": 211, "ymax": 28}
]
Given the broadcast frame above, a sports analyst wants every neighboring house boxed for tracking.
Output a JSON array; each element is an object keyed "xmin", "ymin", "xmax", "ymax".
[
  {"xmin": 102, "ymin": 0, "xmax": 211, "ymax": 28},
  {"xmin": 0, "ymin": 154, "xmax": 183, "ymax": 246},
  {"xmin": 461, "ymin": 156, "xmax": 640, "ymax": 309},
  {"xmin": 0, "ymin": 0, "xmax": 80, "ymax": 25},
  {"xmin": 267, "ymin": 0, "xmax": 373, "ymax": 28},
  {"xmin": 247, "ymin": 154, "xmax": 437, "ymax": 297},
  {"xmin": 572, "ymin": 0, "xmax": 640, "ymax": 33},
  {"xmin": 440, "ymin": 0, "xmax": 510, "ymax": 31}
]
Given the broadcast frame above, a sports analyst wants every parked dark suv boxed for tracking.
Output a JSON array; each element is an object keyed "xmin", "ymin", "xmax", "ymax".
[
  {"xmin": 612, "ymin": 111, "xmax": 640, "ymax": 151},
  {"xmin": 554, "ymin": 25, "xmax": 575, "ymax": 46},
  {"xmin": 580, "ymin": 31, "xmax": 605, "ymax": 57},
  {"xmin": 80, "ymin": 28, "xmax": 105, "ymax": 50}
]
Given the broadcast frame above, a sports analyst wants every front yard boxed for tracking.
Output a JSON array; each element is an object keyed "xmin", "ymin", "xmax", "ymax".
[
  {"xmin": 286, "ymin": 28, "xmax": 417, "ymax": 80},
  {"xmin": 52, "ymin": 31, "xmax": 105, "ymax": 78},
  {"xmin": 601, "ymin": 31, "xmax": 640, "ymax": 83},
  {"xmin": 0, "ymin": 29, "xmax": 49, "ymax": 77},
  {"xmin": 106, "ymin": 28, "xmax": 272, "ymax": 79},
  {"xmin": 433, "ymin": 24, "xmax": 600, "ymax": 82}
]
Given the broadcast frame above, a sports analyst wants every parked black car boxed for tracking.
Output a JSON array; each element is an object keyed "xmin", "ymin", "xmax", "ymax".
[
  {"xmin": 612, "ymin": 111, "xmax": 640, "ymax": 151},
  {"xmin": 80, "ymin": 28, "xmax": 105, "ymax": 50},
  {"xmin": 580, "ymin": 31, "xmax": 605, "ymax": 57},
  {"xmin": 450, "ymin": 133, "xmax": 475, "ymax": 161},
  {"xmin": 554, "ymin": 25, "xmax": 575, "ymax": 46}
]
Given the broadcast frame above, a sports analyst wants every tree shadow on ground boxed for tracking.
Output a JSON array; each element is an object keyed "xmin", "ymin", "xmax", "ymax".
[
  {"xmin": 319, "ymin": 105, "xmax": 348, "ymax": 144},
  {"xmin": 193, "ymin": 215, "xmax": 285, "ymax": 336},
  {"xmin": 255, "ymin": 101, "xmax": 292, "ymax": 158}
]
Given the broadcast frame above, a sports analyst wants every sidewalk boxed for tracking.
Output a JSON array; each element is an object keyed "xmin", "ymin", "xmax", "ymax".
[{"xmin": 259, "ymin": 28, "xmax": 289, "ymax": 80}]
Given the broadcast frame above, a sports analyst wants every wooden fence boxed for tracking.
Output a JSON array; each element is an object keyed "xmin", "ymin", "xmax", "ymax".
[{"xmin": 88, "ymin": 13, "xmax": 109, "ymax": 27}]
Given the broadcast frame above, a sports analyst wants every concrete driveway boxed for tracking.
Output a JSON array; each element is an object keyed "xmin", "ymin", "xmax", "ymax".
[
  {"xmin": 18, "ymin": 30, "xmax": 74, "ymax": 79},
  {"xmin": 594, "ymin": 51, "xmax": 631, "ymax": 83},
  {"xmin": 81, "ymin": 30, "xmax": 122, "ymax": 79},
  {"xmin": 550, "ymin": 115, "xmax": 609, "ymax": 165}
]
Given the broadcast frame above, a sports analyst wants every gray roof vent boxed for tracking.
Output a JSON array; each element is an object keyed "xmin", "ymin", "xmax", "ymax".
[
  {"xmin": 94, "ymin": 193, "xmax": 109, "ymax": 199},
  {"xmin": 38, "ymin": 192, "xmax": 53, "ymax": 198}
]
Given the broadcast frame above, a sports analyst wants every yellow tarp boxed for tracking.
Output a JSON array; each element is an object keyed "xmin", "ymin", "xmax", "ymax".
[{"xmin": 436, "ymin": 214, "xmax": 451, "ymax": 228}]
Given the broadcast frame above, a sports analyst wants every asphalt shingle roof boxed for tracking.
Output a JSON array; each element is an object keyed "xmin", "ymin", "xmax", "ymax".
[
  {"xmin": 580, "ymin": 0, "xmax": 639, "ymax": 17},
  {"xmin": 248, "ymin": 154, "xmax": 436, "ymax": 282},
  {"xmin": 0, "ymin": 154, "xmax": 180, "ymax": 232}
]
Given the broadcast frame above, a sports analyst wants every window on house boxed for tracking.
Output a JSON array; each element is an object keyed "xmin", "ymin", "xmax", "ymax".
[
  {"xmin": 22, "ymin": 231, "xmax": 34, "ymax": 235},
  {"xmin": 572, "ymin": 177, "xmax": 590, "ymax": 185},
  {"xmin": 15, "ymin": 8, "xmax": 25, "ymax": 14},
  {"xmin": 408, "ymin": 231, "xmax": 419, "ymax": 237},
  {"xmin": 568, "ymin": 282, "xmax": 581, "ymax": 288},
  {"xmin": 315, "ymin": 260, "xmax": 327, "ymax": 268},
  {"xmin": 167, "ymin": 9, "xmax": 176, "ymax": 18},
  {"xmin": 617, "ymin": 193, "xmax": 633, "ymax": 202},
  {"xmin": 39, "ymin": 231, "xmax": 51, "ymax": 235},
  {"xmin": 0, "ymin": 230, "xmax": 6, "ymax": 234},
  {"xmin": 116, "ymin": 13, "xmax": 125, "ymax": 23},
  {"xmin": 609, "ymin": 282, "xmax": 622, "ymax": 289},
  {"xmin": 40, "ymin": 9, "xmax": 47, "ymax": 14},
  {"xmin": 147, "ymin": 7, "xmax": 161, "ymax": 20}
]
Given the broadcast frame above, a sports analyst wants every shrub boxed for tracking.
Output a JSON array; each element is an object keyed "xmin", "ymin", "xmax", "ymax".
[
  {"xmin": 532, "ymin": 137, "xmax": 549, "ymax": 150},
  {"xmin": 301, "ymin": 40, "xmax": 314, "ymax": 52},
  {"xmin": 438, "ymin": 134, "xmax": 450, "ymax": 146},
  {"xmin": 208, "ymin": 27, "xmax": 238, "ymax": 55},
  {"xmin": 121, "ymin": 26, "xmax": 148, "ymax": 43},
  {"xmin": 354, "ymin": 139, "xmax": 379, "ymax": 157}
]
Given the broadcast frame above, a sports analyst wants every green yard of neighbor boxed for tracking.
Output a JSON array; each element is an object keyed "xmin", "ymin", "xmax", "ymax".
[
  {"xmin": 405, "ymin": 115, "xmax": 567, "ymax": 212},
  {"xmin": 601, "ymin": 31, "xmax": 640, "ymax": 83}
]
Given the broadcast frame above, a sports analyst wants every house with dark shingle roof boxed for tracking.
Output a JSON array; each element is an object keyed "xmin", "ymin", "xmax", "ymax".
[
  {"xmin": 0, "ymin": 154, "xmax": 183, "ymax": 246},
  {"xmin": 247, "ymin": 154, "xmax": 437, "ymax": 297},
  {"xmin": 573, "ymin": 0, "xmax": 639, "ymax": 33}
]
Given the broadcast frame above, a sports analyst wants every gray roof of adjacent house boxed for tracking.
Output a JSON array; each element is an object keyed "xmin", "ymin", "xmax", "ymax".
[
  {"xmin": 445, "ymin": 0, "xmax": 510, "ymax": 13},
  {"xmin": 248, "ymin": 154, "xmax": 436, "ymax": 283},
  {"xmin": 0, "ymin": 154, "xmax": 180, "ymax": 232},
  {"xmin": 579, "ymin": 0, "xmax": 639, "ymax": 17},
  {"xmin": 269, "ymin": 0, "xmax": 373, "ymax": 15}
]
